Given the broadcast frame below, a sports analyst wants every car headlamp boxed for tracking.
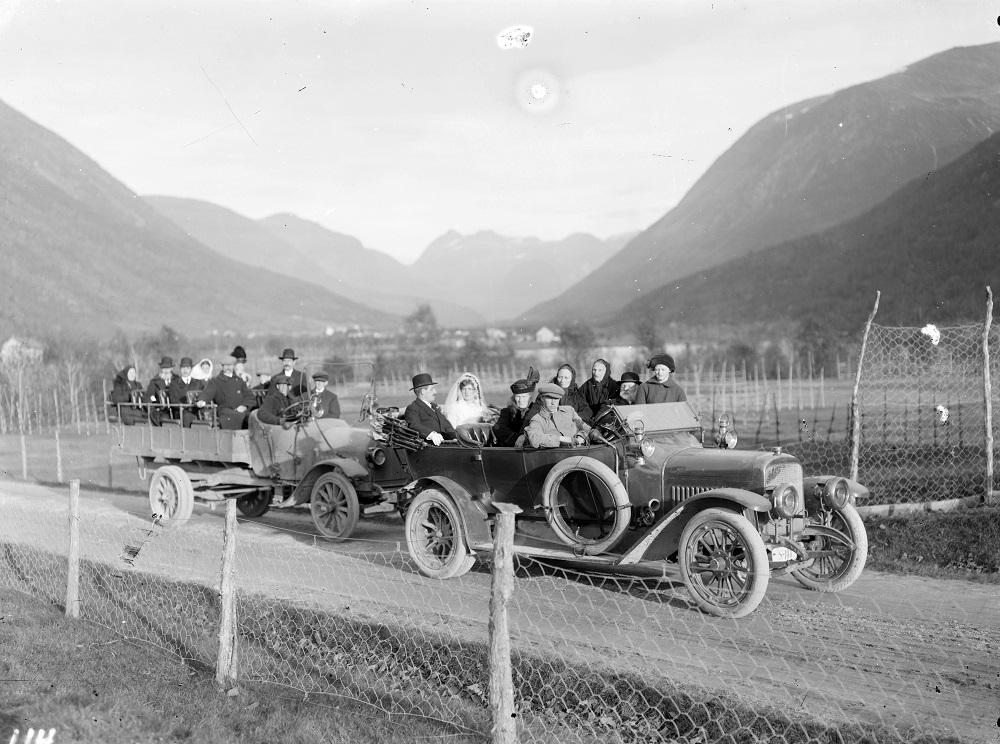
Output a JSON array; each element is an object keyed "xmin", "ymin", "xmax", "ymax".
[
  {"xmin": 771, "ymin": 483, "xmax": 801, "ymax": 518},
  {"xmin": 631, "ymin": 418, "xmax": 645, "ymax": 442},
  {"xmin": 367, "ymin": 447, "xmax": 388, "ymax": 467},
  {"xmin": 640, "ymin": 439, "xmax": 655, "ymax": 458},
  {"xmin": 823, "ymin": 478, "xmax": 850, "ymax": 509}
]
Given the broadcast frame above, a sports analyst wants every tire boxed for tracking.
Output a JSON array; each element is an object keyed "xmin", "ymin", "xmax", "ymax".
[
  {"xmin": 678, "ymin": 508, "xmax": 769, "ymax": 619},
  {"xmin": 310, "ymin": 472, "xmax": 360, "ymax": 540},
  {"xmin": 792, "ymin": 503, "xmax": 868, "ymax": 592},
  {"xmin": 404, "ymin": 489, "xmax": 475, "ymax": 579},
  {"xmin": 540, "ymin": 456, "xmax": 630, "ymax": 555},
  {"xmin": 236, "ymin": 489, "xmax": 271, "ymax": 518},
  {"xmin": 148, "ymin": 465, "xmax": 195, "ymax": 526}
]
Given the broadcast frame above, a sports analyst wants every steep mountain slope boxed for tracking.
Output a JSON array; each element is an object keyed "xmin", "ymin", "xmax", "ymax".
[
  {"xmin": 523, "ymin": 42, "xmax": 1000, "ymax": 323},
  {"xmin": 616, "ymin": 129, "xmax": 1000, "ymax": 331},
  {"xmin": 0, "ymin": 99, "xmax": 393, "ymax": 338}
]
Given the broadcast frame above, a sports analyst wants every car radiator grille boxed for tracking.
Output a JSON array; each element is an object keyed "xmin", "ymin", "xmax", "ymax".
[
  {"xmin": 670, "ymin": 485, "xmax": 712, "ymax": 502},
  {"xmin": 765, "ymin": 462, "xmax": 803, "ymax": 489}
]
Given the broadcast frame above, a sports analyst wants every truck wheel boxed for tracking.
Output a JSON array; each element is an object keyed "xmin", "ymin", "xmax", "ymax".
[
  {"xmin": 310, "ymin": 472, "xmax": 360, "ymax": 540},
  {"xmin": 236, "ymin": 490, "xmax": 271, "ymax": 518},
  {"xmin": 540, "ymin": 456, "xmax": 630, "ymax": 555},
  {"xmin": 149, "ymin": 465, "xmax": 194, "ymax": 526},
  {"xmin": 792, "ymin": 503, "xmax": 868, "ymax": 592},
  {"xmin": 405, "ymin": 489, "xmax": 475, "ymax": 579},
  {"xmin": 678, "ymin": 508, "xmax": 769, "ymax": 618}
]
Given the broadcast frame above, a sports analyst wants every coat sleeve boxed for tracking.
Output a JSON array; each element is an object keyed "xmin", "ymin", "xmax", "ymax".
[
  {"xmin": 327, "ymin": 393, "xmax": 341, "ymax": 419},
  {"xmin": 634, "ymin": 383, "xmax": 649, "ymax": 405},
  {"xmin": 403, "ymin": 402, "xmax": 432, "ymax": 437},
  {"xmin": 257, "ymin": 394, "xmax": 283, "ymax": 425},
  {"xmin": 525, "ymin": 416, "xmax": 560, "ymax": 448}
]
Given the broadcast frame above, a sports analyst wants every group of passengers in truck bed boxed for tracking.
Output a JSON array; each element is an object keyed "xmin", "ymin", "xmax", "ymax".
[{"xmin": 108, "ymin": 346, "xmax": 339, "ymax": 430}]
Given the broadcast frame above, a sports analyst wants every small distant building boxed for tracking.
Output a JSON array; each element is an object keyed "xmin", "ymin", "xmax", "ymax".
[
  {"xmin": 484, "ymin": 327, "xmax": 508, "ymax": 342},
  {"xmin": 535, "ymin": 326, "xmax": 558, "ymax": 345}
]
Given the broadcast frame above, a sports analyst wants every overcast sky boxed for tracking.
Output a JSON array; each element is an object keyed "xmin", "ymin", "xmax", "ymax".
[{"xmin": 1, "ymin": 0, "xmax": 996, "ymax": 263}]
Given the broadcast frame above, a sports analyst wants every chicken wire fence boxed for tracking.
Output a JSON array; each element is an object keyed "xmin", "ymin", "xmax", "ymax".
[{"xmin": 2, "ymin": 488, "xmax": 996, "ymax": 744}]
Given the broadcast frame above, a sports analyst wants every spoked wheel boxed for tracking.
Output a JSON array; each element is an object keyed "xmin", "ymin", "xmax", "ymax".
[
  {"xmin": 309, "ymin": 472, "xmax": 360, "ymax": 540},
  {"xmin": 678, "ymin": 508, "xmax": 769, "ymax": 618},
  {"xmin": 792, "ymin": 503, "xmax": 867, "ymax": 592},
  {"xmin": 404, "ymin": 489, "xmax": 475, "ymax": 579},
  {"xmin": 236, "ymin": 489, "xmax": 271, "ymax": 518},
  {"xmin": 148, "ymin": 465, "xmax": 195, "ymax": 526}
]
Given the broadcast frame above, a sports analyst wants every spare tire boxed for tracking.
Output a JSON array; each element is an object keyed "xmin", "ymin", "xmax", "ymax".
[{"xmin": 540, "ymin": 456, "xmax": 630, "ymax": 555}]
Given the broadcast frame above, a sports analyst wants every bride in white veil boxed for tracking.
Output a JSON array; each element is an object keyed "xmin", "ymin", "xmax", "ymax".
[{"xmin": 442, "ymin": 372, "xmax": 491, "ymax": 427}]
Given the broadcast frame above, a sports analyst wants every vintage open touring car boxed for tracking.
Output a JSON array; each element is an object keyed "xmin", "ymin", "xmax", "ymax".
[
  {"xmin": 396, "ymin": 401, "xmax": 869, "ymax": 618},
  {"xmin": 108, "ymin": 362, "xmax": 410, "ymax": 539}
]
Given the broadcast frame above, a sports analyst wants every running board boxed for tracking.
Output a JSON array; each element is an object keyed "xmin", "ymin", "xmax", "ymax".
[{"xmin": 468, "ymin": 542, "xmax": 617, "ymax": 564}]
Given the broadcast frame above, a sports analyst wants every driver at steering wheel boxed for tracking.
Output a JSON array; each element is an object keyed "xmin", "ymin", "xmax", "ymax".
[
  {"xmin": 257, "ymin": 378, "xmax": 299, "ymax": 429},
  {"xmin": 525, "ymin": 383, "xmax": 592, "ymax": 448}
]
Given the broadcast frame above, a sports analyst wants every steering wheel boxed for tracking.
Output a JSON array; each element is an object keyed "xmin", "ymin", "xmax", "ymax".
[
  {"xmin": 279, "ymin": 399, "xmax": 313, "ymax": 424},
  {"xmin": 591, "ymin": 406, "xmax": 625, "ymax": 442}
]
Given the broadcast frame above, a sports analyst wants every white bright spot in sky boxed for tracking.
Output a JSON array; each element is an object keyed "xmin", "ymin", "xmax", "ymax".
[
  {"xmin": 497, "ymin": 24, "xmax": 533, "ymax": 50},
  {"xmin": 530, "ymin": 84, "xmax": 547, "ymax": 100}
]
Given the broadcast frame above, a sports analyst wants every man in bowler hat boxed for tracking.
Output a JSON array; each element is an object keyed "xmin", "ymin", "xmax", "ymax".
[
  {"xmin": 271, "ymin": 348, "xmax": 310, "ymax": 397},
  {"xmin": 403, "ymin": 373, "xmax": 456, "ymax": 445},
  {"xmin": 167, "ymin": 357, "xmax": 204, "ymax": 426},
  {"xmin": 145, "ymin": 356, "xmax": 175, "ymax": 425},
  {"xmin": 310, "ymin": 371, "xmax": 341, "ymax": 419}
]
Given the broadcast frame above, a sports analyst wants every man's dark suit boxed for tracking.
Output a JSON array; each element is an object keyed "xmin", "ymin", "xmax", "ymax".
[
  {"xmin": 310, "ymin": 389, "xmax": 341, "ymax": 419},
  {"xmin": 403, "ymin": 398, "xmax": 457, "ymax": 440},
  {"xmin": 167, "ymin": 376, "xmax": 204, "ymax": 427},
  {"xmin": 271, "ymin": 369, "xmax": 310, "ymax": 397}
]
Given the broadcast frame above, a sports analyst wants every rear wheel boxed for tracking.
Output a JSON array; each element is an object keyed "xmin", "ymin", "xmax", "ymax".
[
  {"xmin": 405, "ymin": 489, "xmax": 475, "ymax": 579},
  {"xmin": 236, "ymin": 489, "xmax": 271, "ymax": 518},
  {"xmin": 148, "ymin": 465, "xmax": 194, "ymax": 526},
  {"xmin": 310, "ymin": 472, "xmax": 360, "ymax": 539},
  {"xmin": 678, "ymin": 508, "xmax": 769, "ymax": 618},
  {"xmin": 792, "ymin": 503, "xmax": 867, "ymax": 592}
]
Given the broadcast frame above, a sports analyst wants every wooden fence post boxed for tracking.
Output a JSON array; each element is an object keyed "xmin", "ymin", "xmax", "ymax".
[
  {"xmin": 216, "ymin": 498, "xmax": 239, "ymax": 688},
  {"xmin": 983, "ymin": 286, "xmax": 995, "ymax": 504},
  {"xmin": 55, "ymin": 427, "xmax": 63, "ymax": 484},
  {"xmin": 489, "ymin": 503, "xmax": 521, "ymax": 744},
  {"xmin": 66, "ymin": 479, "xmax": 80, "ymax": 618},
  {"xmin": 850, "ymin": 291, "xmax": 880, "ymax": 482}
]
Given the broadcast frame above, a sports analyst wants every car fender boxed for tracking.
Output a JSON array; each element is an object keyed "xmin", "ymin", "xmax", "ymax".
[
  {"xmin": 405, "ymin": 475, "xmax": 493, "ymax": 548},
  {"xmin": 619, "ymin": 487, "xmax": 770, "ymax": 564},
  {"xmin": 290, "ymin": 457, "xmax": 368, "ymax": 505}
]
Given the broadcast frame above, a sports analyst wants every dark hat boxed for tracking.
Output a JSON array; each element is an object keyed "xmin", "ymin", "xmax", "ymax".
[
  {"xmin": 648, "ymin": 354, "xmax": 675, "ymax": 372},
  {"xmin": 230, "ymin": 345, "xmax": 247, "ymax": 361},
  {"xmin": 273, "ymin": 377, "xmax": 292, "ymax": 387},
  {"xmin": 312, "ymin": 371, "xmax": 330, "ymax": 382},
  {"xmin": 510, "ymin": 378, "xmax": 533, "ymax": 395},
  {"xmin": 157, "ymin": 356, "xmax": 174, "ymax": 369},
  {"xmin": 410, "ymin": 372, "xmax": 437, "ymax": 390},
  {"xmin": 620, "ymin": 371, "xmax": 641, "ymax": 384},
  {"xmin": 278, "ymin": 348, "xmax": 298, "ymax": 360},
  {"xmin": 179, "ymin": 357, "xmax": 194, "ymax": 368},
  {"xmin": 537, "ymin": 382, "xmax": 565, "ymax": 400}
]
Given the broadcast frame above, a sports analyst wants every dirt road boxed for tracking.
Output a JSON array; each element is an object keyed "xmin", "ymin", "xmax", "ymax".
[{"xmin": 1, "ymin": 479, "xmax": 997, "ymax": 742}]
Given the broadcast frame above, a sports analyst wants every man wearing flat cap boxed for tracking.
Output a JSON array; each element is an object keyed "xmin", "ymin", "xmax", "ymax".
[
  {"xmin": 257, "ymin": 377, "xmax": 296, "ymax": 428},
  {"xmin": 525, "ymin": 382, "xmax": 592, "ymax": 448},
  {"xmin": 403, "ymin": 373, "xmax": 456, "ymax": 446},
  {"xmin": 492, "ymin": 378, "xmax": 535, "ymax": 447},
  {"xmin": 271, "ymin": 348, "xmax": 310, "ymax": 398},
  {"xmin": 167, "ymin": 356, "xmax": 204, "ymax": 426},
  {"xmin": 196, "ymin": 355, "xmax": 256, "ymax": 429},
  {"xmin": 309, "ymin": 371, "xmax": 341, "ymax": 419},
  {"xmin": 635, "ymin": 354, "xmax": 687, "ymax": 404},
  {"xmin": 144, "ymin": 356, "xmax": 175, "ymax": 426}
]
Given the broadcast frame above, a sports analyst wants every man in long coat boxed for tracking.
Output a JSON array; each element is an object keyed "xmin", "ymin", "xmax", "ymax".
[
  {"xmin": 271, "ymin": 348, "xmax": 310, "ymax": 397},
  {"xmin": 144, "ymin": 356, "xmax": 175, "ymax": 426},
  {"xmin": 196, "ymin": 356, "xmax": 256, "ymax": 429},
  {"xmin": 403, "ymin": 373, "xmax": 456, "ymax": 445},
  {"xmin": 309, "ymin": 371, "xmax": 341, "ymax": 419},
  {"xmin": 257, "ymin": 378, "xmax": 295, "ymax": 427},
  {"xmin": 167, "ymin": 357, "xmax": 204, "ymax": 426}
]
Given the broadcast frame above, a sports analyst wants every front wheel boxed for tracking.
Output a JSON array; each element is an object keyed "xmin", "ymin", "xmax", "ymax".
[
  {"xmin": 310, "ymin": 472, "xmax": 360, "ymax": 539},
  {"xmin": 678, "ymin": 508, "xmax": 769, "ymax": 618},
  {"xmin": 792, "ymin": 503, "xmax": 867, "ymax": 592},
  {"xmin": 405, "ymin": 489, "xmax": 475, "ymax": 579},
  {"xmin": 148, "ymin": 465, "xmax": 194, "ymax": 526},
  {"xmin": 236, "ymin": 489, "xmax": 271, "ymax": 518}
]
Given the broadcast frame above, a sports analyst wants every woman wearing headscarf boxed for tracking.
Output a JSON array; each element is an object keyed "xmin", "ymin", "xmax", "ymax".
[
  {"xmin": 109, "ymin": 365, "xmax": 147, "ymax": 425},
  {"xmin": 579, "ymin": 358, "xmax": 620, "ymax": 420},
  {"xmin": 551, "ymin": 363, "xmax": 591, "ymax": 422}
]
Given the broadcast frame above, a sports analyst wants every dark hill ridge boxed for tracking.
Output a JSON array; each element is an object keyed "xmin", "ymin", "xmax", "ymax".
[
  {"xmin": 522, "ymin": 42, "xmax": 1000, "ymax": 324},
  {"xmin": 0, "ymin": 98, "xmax": 394, "ymax": 338},
  {"xmin": 616, "ymin": 128, "xmax": 1000, "ymax": 330}
]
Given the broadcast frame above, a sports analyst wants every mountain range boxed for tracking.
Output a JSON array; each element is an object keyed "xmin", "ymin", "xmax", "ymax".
[
  {"xmin": 0, "ymin": 99, "xmax": 395, "ymax": 339},
  {"xmin": 522, "ymin": 42, "xmax": 1000, "ymax": 325}
]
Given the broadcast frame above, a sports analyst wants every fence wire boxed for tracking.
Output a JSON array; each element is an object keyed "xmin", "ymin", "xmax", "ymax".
[
  {"xmin": 3, "ymin": 490, "xmax": 996, "ymax": 744},
  {"xmin": 856, "ymin": 324, "xmax": 994, "ymax": 505}
]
